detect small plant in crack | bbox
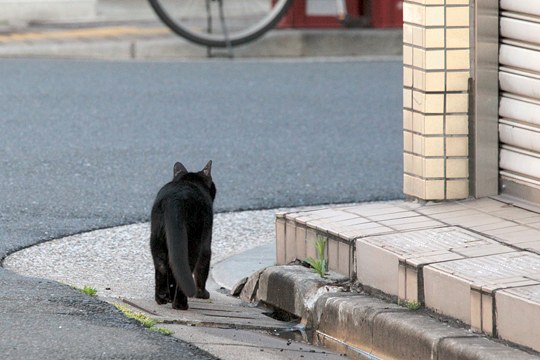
[80,286,98,297]
[305,236,328,278]
[114,304,157,327]
[114,303,173,336]
[149,327,174,336]
[400,299,421,311]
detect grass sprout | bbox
[114,304,173,336]
[80,286,97,297]
[305,236,328,278]
[114,304,157,328]
[400,299,421,311]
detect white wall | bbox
[0,0,96,23]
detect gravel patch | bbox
[4,204,353,299]
[4,206,341,299]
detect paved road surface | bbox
[0,58,402,358]
[0,58,402,256]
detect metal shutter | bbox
[499,1,540,202]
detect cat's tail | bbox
[163,200,196,297]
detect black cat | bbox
[150,161,216,310]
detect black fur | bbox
[150,161,216,310]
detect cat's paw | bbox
[155,294,169,305]
[172,299,189,310]
[195,289,210,299]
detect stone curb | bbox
[241,265,539,360]
[0,29,403,60]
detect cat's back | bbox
[154,178,213,212]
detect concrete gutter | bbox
[0,28,403,60]
[240,265,539,360]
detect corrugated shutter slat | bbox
[499,5,540,201]
[500,1,540,17]
[500,17,540,46]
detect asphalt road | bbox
[0,58,402,358]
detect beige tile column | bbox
[403,0,471,200]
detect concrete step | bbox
[276,198,540,354]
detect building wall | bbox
[0,0,96,23]
[403,0,472,200]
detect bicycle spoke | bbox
[206,0,213,34]
[217,0,233,56]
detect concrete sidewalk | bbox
[0,0,402,59]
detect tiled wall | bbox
[403,0,471,200]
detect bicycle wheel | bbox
[149,0,294,48]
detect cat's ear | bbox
[202,160,212,177]
[173,162,188,178]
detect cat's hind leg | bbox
[154,268,169,305]
[171,286,189,310]
[166,268,177,303]
[152,251,170,305]
[194,239,211,299]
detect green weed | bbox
[114,303,173,336]
[80,286,97,297]
[400,299,421,311]
[114,304,157,328]
[305,236,328,278]
[149,327,174,336]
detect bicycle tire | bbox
[148,0,294,48]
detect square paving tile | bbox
[458,197,507,211]
[356,227,515,302]
[342,203,409,217]
[441,213,501,227]
[424,252,540,336]
[356,226,515,301]
[429,209,484,222]
[415,203,469,215]
[496,285,540,352]
[490,208,540,221]
[494,229,540,245]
